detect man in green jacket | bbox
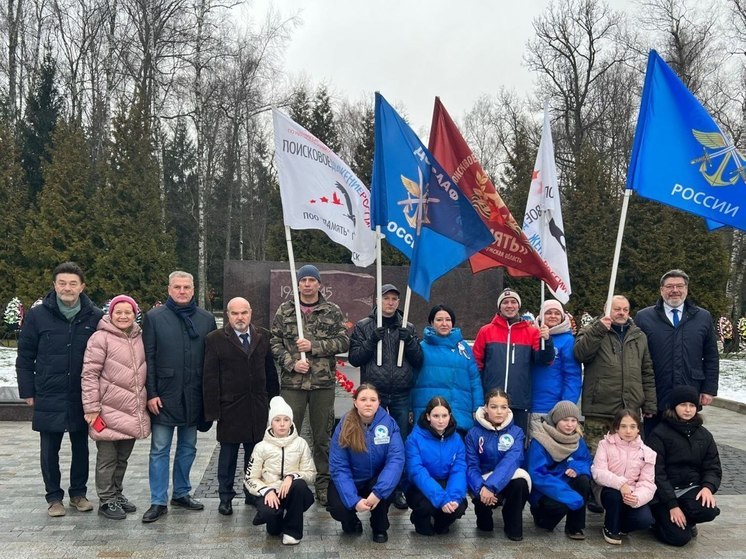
[574,295,656,454]
[270,265,349,507]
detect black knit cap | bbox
[668,385,702,411]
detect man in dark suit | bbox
[203,297,279,515]
[141,271,217,523]
[16,262,103,517]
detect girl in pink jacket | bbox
[591,409,655,545]
[82,295,150,520]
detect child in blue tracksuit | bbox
[328,383,405,544]
[465,388,531,541]
[405,396,467,536]
[527,400,592,540]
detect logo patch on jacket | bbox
[373,425,390,445]
[498,434,515,452]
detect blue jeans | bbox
[148,424,197,505]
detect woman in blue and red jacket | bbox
[473,289,553,433]
[465,389,530,541]
[405,396,467,536]
[328,383,404,544]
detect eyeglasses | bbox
[662,283,687,290]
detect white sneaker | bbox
[282,534,300,545]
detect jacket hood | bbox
[263,423,300,448]
[422,326,466,348]
[416,409,458,438]
[97,315,142,338]
[489,313,531,330]
[475,405,514,432]
[602,431,643,449]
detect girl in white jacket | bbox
[591,409,656,545]
[245,397,316,545]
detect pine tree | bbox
[91,95,176,307]
[0,118,25,305]
[19,120,97,302]
[19,50,62,204]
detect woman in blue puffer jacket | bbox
[405,396,467,536]
[411,305,482,435]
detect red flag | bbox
[428,98,560,289]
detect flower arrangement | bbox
[335,359,355,393]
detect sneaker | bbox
[372,531,388,543]
[393,491,408,510]
[603,527,622,545]
[70,495,93,512]
[282,534,300,545]
[116,496,137,513]
[47,501,65,517]
[565,529,586,540]
[98,501,126,520]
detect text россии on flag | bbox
[428,97,561,295]
[627,49,745,231]
[521,103,571,303]
[371,93,494,300]
[272,108,376,266]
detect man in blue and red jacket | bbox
[473,289,554,433]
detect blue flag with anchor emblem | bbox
[628,50,745,231]
[371,93,494,300]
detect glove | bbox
[372,327,387,341]
[398,327,412,342]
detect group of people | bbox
[15,262,722,547]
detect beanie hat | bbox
[668,385,701,411]
[108,294,139,316]
[268,396,294,425]
[297,264,321,283]
[498,288,522,309]
[381,283,400,296]
[548,400,581,425]
[540,299,565,321]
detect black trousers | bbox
[651,486,720,546]
[406,481,467,534]
[40,430,89,503]
[472,478,529,538]
[531,474,590,533]
[600,487,653,535]
[255,479,314,540]
[217,441,256,501]
[327,477,392,534]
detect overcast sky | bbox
[247,0,561,135]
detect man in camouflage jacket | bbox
[270,265,349,506]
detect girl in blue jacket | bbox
[405,396,467,536]
[411,305,482,434]
[465,389,531,541]
[527,400,592,540]
[328,383,405,544]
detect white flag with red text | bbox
[522,103,572,303]
[273,108,376,267]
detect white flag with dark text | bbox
[273,108,376,267]
[522,103,572,303]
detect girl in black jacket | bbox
[646,385,721,546]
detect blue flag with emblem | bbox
[371,93,494,300]
[627,50,745,231]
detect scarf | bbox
[166,297,200,339]
[532,419,580,462]
[57,297,81,321]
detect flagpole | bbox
[397,287,411,367]
[605,189,632,315]
[375,226,383,366]
[540,281,546,349]
[284,226,306,361]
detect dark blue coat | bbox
[465,408,525,495]
[405,418,467,508]
[635,299,719,409]
[16,291,103,432]
[329,407,405,510]
[143,304,216,427]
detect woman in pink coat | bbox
[591,409,655,545]
[82,295,150,520]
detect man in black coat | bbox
[141,271,217,523]
[635,269,719,436]
[203,297,279,515]
[16,262,103,517]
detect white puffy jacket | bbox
[244,424,316,496]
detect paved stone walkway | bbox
[1,404,745,558]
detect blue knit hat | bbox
[297,265,321,283]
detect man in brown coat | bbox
[203,297,279,515]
